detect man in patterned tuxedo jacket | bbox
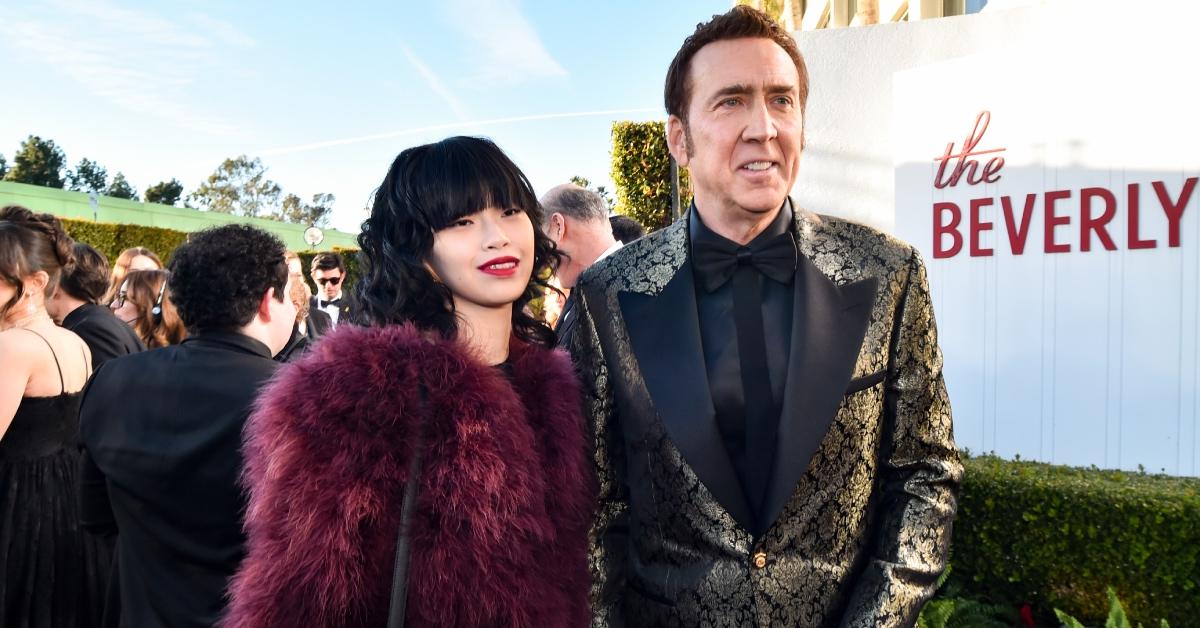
[569,7,962,627]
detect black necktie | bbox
[319,298,342,308]
[693,231,796,523]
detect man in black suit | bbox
[308,251,354,328]
[78,225,296,628]
[574,7,960,626]
[46,242,145,368]
[540,184,623,348]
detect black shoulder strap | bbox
[387,380,428,628]
[20,327,66,394]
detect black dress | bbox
[0,330,110,628]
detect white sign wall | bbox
[892,40,1200,475]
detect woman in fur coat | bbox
[222,137,594,627]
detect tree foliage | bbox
[144,179,184,206]
[4,135,67,188]
[735,0,784,21]
[67,158,109,193]
[276,192,335,227]
[610,121,692,231]
[0,153,8,179]
[189,155,282,218]
[105,172,138,200]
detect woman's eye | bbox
[502,208,521,217]
[452,218,473,228]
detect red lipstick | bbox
[478,256,520,277]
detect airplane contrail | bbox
[258,108,662,156]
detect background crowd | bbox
[0,177,643,627]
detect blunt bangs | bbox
[406,136,541,232]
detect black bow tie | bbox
[692,231,798,293]
[319,298,342,308]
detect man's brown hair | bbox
[664,5,810,123]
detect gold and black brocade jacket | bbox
[569,201,962,627]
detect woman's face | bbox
[426,206,535,313]
[110,279,139,325]
[128,255,160,272]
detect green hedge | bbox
[610,121,691,232]
[62,218,190,265]
[60,217,362,294]
[949,455,1199,626]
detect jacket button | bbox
[752,552,767,569]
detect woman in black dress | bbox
[0,205,110,627]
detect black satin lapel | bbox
[555,293,576,333]
[619,260,755,532]
[760,256,879,533]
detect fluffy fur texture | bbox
[221,324,594,627]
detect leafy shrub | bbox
[1054,587,1170,628]
[62,218,189,264]
[610,121,691,231]
[948,456,1199,626]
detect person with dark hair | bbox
[609,214,646,244]
[308,251,355,328]
[110,269,187,348]
[103,246,162,305]
[78,224,295,628]
[0,205,110,627]
[574,6,960,626]
[223,136,593,627]
[45,242,146,368]
[540,183,622,348]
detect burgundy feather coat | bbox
[221,324,594,627]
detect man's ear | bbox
[666,114,690,167]
[257,287,276,322]
[550,212,567,241]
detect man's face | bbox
[668,37,803,223]
[311,267,343,300]
[266,275,298,356]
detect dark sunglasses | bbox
[316,276,342,286]
[111,291,128,308]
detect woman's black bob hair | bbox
[354,136,561,348]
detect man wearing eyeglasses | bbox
[309,252,355,328]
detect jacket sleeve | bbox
[77,366,117,536]
[840,249,962,628]
[568,287,630,628]
[220,362,408,628]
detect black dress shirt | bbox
[61,303,146,369]
[78,331,278,628]
[690,202,796,528]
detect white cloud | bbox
[0,0,254,136]
[441,0,567,84]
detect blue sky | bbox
[0,0,730,233]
